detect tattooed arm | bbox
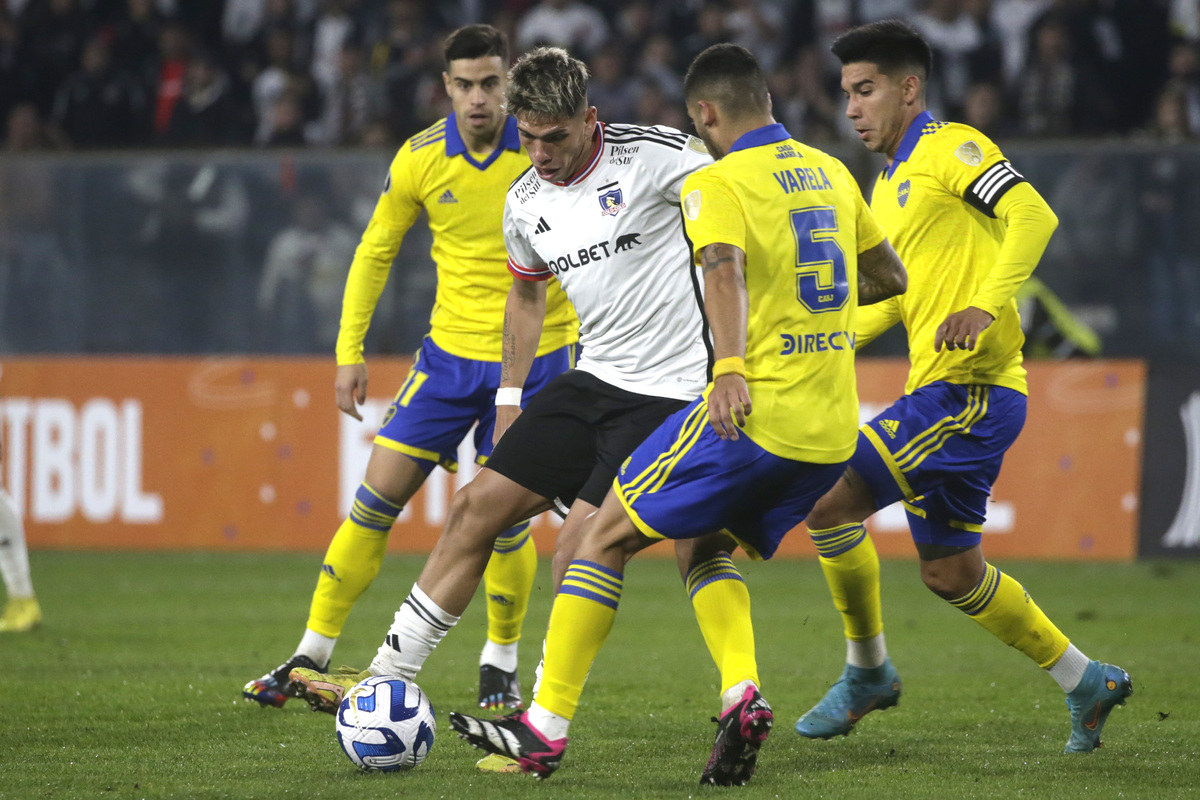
[494,277,547,445]
[700,242,751,441]
[857,238,907,306]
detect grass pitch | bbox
[2,551,1198,799]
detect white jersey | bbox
[505,122,712,401]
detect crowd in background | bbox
[3,0,1200,152]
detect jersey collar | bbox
[886,110,934,179]
[728,122,791,153]
[553,122,605,187]
[444,112,521,171]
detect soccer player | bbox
[242,25,579,713]
[289,47,769,754]
[448,43,907,785]
[793,20,1132,753]
[0,485,40,633]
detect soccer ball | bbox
[335,676,436,772]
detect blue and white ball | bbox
[335,676,436,772]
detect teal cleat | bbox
[794,658,901,739]
[1064,660,1132,753]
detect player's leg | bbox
[0,487,40,633]
[474,343,574,711]
[450,490,652,778]
[676,534,759,711]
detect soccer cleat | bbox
[288,665,371,715]
[700,684,774,786]
[242,654,327,708]
[1064,660,1133,753]
[449,709,567,779]
[0,596,42,633]
[478,664,522,711]
[794,658,901,739]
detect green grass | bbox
[3,552,1198,799]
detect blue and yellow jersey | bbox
[859,111,1054,396]
[681,123,886,464]
[335,114,578,364]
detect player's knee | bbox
[444,482,509,549]
[919,559,972,600]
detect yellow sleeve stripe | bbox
[618,401,709,505]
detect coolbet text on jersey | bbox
[681,123,886,464]
[857,111,1031,395]
[336,113,577,365]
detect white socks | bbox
[0,490,33,598]
[480,639,519,673]
[370,583,460,680]
[1048,643,1090,692]
[295,629,337,668]
[846,633,888,669]
[722,679,756,712]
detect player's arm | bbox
[936,153,1058,352]
[857,238,906,306]
[700,242,751,441]
[493,275,547,444]
[334,149,422,419]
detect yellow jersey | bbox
[682,123,886,464]
[859,111,1038,395]
[336,114,578,364]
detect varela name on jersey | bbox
[336,113,577,366]
[505,123,714,401]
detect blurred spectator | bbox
[1163,41,1200,135]
[109,0,165,80]
[51,34,148,147]
[990,0,1050,86]
[149,22,191,138]
[615,0,655,55]
[223,0,268,50]
[252,28,317,143]
[0,11,36,128]
[378,0,436,140]
[911,0,987,119]
[637,34,683,104]
[772,47,848,145]
[588,46,638,122]
[1173,0,1200,41]
[1016,14,1110,135]
[633,81,686,128]
[256,190,356,351]
[264,89,310,145]
[22,0,92,114]
[961,81,1018,137]
[161,50,253,146]
[4,102,64,150]
[312,43,384,145]
[681,3,729,69]
[725,0,785,72]
[516,0,608,58]
[311,0,357,91]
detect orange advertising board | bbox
[0,357,1143,560]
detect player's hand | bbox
[493,403,521,445]
[934,306,995,352]
[335,363,369,421]
[708,374,751,441]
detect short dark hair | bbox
[443,24,508,67]
[831,19,932,81]
[684,43,770,119]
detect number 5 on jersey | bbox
[791,206,849,313]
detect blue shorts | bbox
[614,398,846,560]
[851,382,1026,548]
[375,337,575,474]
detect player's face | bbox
[516,107,598,183]
[840,61,912,157]
[444,56,506,142]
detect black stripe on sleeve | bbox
[963,160,1026,218]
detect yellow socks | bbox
[810,524,884,646]
[535,560,623,721]
[686,554,758,699]
[949,563,1069,668]
[306,483,399,638]
[482,522,537,660]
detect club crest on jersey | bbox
[955,141,983,166]
[898,180,911,208]
[599,188,626,217]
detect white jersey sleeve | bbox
[503,179,551,281]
